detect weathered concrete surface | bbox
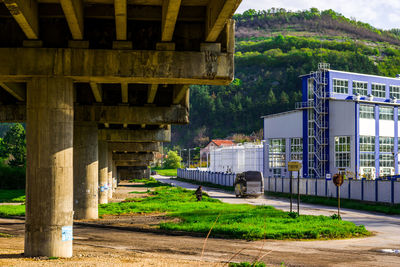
[107,148,113,200]
[0,104,188,124]
[112,153,154,161]
[108,142,160,153]
[98,129,170,142]
[25,77,73,257]
[73,122,98,220]
[115,160,151,167]
[0,48,234,85]
[98,141,109,204]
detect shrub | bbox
[0,162,25,189]
[163,151,182,169]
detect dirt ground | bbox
[0,181,399,266]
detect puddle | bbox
[379,249,400,254]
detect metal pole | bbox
[200,149,202,168]
[290,171,293,212]
[297,170,300,214]
[188,149,191,168]
[338,185,341,218]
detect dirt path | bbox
[0,178,399,266]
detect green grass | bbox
[0,232,13,238]
[152,168,177,177]
[0,204,25,217]
[267,192,400,215]
[229,262,266,267]
[99,184,370,240]
[0,189,25,203]
[127,177,169,188]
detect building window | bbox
[333,79,348,94]
[308,78,314,100]
[380,154,394,167]
[360,136,375,152]
[353,81,368,96]
[389,85,400,99]
[269,139,285,168]
[371,83,386,98]
[334,136,351,168]
[379,137,394,153]
[360,153,375,167]
[379,107,394,120]
[360,105,374,119]
[290,138,303,160]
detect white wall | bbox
[264,111,302,139]
[360,119,375,136]
[380,120,395,137]
[329,100,356,177]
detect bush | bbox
[163,151,182,169]
[0,162,25,189]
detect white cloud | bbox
[236,0,400,30]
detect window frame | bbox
[371,83,386,98]
[334,136,351,168]
[352,80,368,96]
[333,79,349,94]
[360,105,375,119]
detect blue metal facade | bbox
[300,69,400,179]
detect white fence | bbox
[177,169,400,204]
[209,143,263,173]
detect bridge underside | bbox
[0,0,241,258]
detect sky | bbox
[236,0,400,30]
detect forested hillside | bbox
[171,8,400,148]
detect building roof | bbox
[211,140,235,146]
[299,69,400,81]
[261,109,301,119]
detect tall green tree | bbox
[1,123,26,166]
[163,151,182,169]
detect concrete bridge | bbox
[0,0,241,258]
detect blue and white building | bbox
[263,63,400,180]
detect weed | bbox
[331,214,341,220]
[287,211,299,219]
[229,262,266,267]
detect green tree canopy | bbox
[163,151,182,169]
[0,123,26,166]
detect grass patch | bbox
[0,204,25,217]
[267,192,400,215]
[127,177,168,188]
[0,189,25,203]
[99,183,370,240]
[0,232,13,238]
[229,262,266,267]
[152,168,177,177]
[172,177,234,192]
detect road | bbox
[0,177,399,266]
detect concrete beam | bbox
[0,82,26,101]
[161,0,181,42]
[205,0,241,42]
[0,48,234,85]
[114,0,127,40]
[147,84,158,103]
[4,0,39,39]
[60,0,84,40]
[75,104,188,124]
[108,142,160,152]
[98,128,170,142]
[172,84,189,104]
[90,82,102,102]
[115,160,150,167]
[121,83,128,103]
[112,153,154,161]
[0,104,189,124]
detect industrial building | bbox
[209,143,263,173]
[263,63,400,180]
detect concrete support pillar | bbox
[25,77,74,257]
[98,141,108,204]
[112,161,117,191]
[73,122,98,220]
[107,149,113,199]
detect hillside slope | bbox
[171,8,400,148]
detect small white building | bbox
[209,143,263,173]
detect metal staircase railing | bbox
[311,63,330,178]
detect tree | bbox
[163,151,182,169]
[1,123,26,166]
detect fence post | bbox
[375,178,379,202]
[361,178,364,201]
[391,179,395,204]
